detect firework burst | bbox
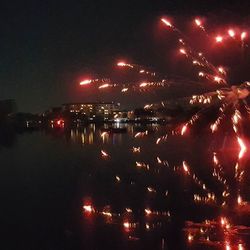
[79,17,250,247]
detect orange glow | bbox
[215,36,223,43]
[228,29,235,37]
[161,18,172,27]
[237,137,247,159]
[80,79,92,85]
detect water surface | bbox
[1,124,250,250]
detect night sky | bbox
[1,0,250,113]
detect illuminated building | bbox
[62,102,120,121]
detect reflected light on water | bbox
[44,124,250,249]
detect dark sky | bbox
[1,0,250,112]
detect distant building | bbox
[62,102,120,121]
[0,99,17,120]
[113,110,129,122]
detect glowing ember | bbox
[238,243,244,250]
[237,195,243,205]
[161,18,172,27]
[101,150,109,157]
[241,31,247,40]
[214,76,223,83]
[157,157,162,164]
[121,88,128,92]
[139,82,149,87]
[117,61,133,68]
[102,211,112,217]
[215,36,223,43]
[123,222,130,229]
[237,137,247,159]
[145,208,152,215]
[156,138,161,144]
[83,205,94,213]
[187,233,193,242]
[228,29,235,37]
[179,48,187,55]
[198,71,204,77]
[182,161,189,173]
[101,132,108,138]
[99,83,110,89]
[125,208,132,213]
[181,124,188,135]
[80,79,92,85]
[195,18,201,26]
[218,67,226,74]
[80,18,250,246]
[132,147,141,153]
[117,61,126,66]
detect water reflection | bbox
[66,123,156,146]
[49,124,250,249]
[1,123,250,249]
[73,124,250,249]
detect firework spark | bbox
[80,17,250,245]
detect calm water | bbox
[1,124,250,250]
